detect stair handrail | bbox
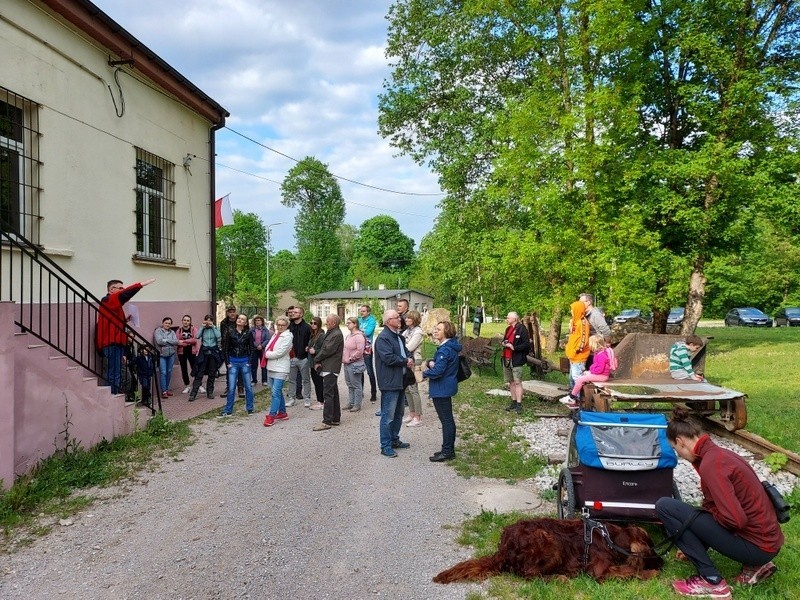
[0,229,161,411]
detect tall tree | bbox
[280,157,346,299]
[352,215,416,272]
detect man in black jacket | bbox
[283,306,312,407]
[374,309,414,457]
[219,305,243,398]
[501,312,531,414]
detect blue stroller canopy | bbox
[575,411,678,471]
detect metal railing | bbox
[0,229,161,412]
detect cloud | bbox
[91,0,444,252]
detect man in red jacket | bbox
[96,278,155,394]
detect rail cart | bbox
[557,410,680,523]
[580,333,748,431]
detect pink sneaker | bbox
[733,561,777,585]
[406,417,422,427]
[275,411,289,421]
[672,575,731,599]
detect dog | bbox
[433,517,663,583]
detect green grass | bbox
[445,324,800,599]
[0,412,193,549]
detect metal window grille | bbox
[135,148,175,262]
[0,87,41,245]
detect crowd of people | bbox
[97,281,787,595]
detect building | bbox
[307,284,434,321]
[1,0,228,487]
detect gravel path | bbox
[1,377,491,600]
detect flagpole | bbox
[266,222,284,323]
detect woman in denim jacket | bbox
[154,317,179,398]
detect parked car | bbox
[667,307,685,325]
[724,307,771,327]
[773,307,800,327]
[613,309,649,323]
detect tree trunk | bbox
[682,257,707,335]
[547,304,564,353]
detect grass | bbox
[0,411,193,551]
[445,323,800,599]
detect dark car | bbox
[773,307,800,327]
[667,307,685,325]
[613,309,649,323]
[724,307,770,327]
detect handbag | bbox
[456,355,472,382]
[403,368,417,388]
[762,481,791,523]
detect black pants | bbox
[191,354,218,398]
[322,373,340,425]
[178,348,196,386]
[310,366,324,403]
[655,497,778,581]
[361,352,377,400]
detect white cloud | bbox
[91,0,443,251]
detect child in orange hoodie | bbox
[561,300,591,398]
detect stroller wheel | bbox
[557,468,576,519]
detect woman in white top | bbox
[262,316,294,427]
[402,311,425,426]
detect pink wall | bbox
[0,299,214,490]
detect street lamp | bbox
[266,222,284,324]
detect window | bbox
[0,87,40,243]
[135,148,175,261]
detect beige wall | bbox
[1,1,214,302]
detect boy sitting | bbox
[669,335,704,381]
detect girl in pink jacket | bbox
[560,335,614,409]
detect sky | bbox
[91,0,444,252]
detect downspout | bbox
[209,121,225,316]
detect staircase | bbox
[0,230,161,489]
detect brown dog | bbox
[433,517,663,583]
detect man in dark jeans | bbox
[219,305,244,398]
[285,306,312,407]
[358,304,378,403]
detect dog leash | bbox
[580,509,701,562]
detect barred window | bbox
[0,87,40,244]
[135,148,175,261]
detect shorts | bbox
[503,361,523,383]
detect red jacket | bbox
[95,282,144,350]
[693,434,784,553]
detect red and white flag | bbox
[214,194,233,228]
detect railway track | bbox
[700,416,800,477]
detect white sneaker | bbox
[558,395,574,405]
[182,386,191,394]
[406,417,422,427]
[199,386,206,394]
[304,401,311,408]
[285,398,296,407]
[402,415,413,423]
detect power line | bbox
[213,161,436,218]
[224,126,445,197]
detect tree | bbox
[352,215,415,272]
[280,157,346,298]
[215,210,267,305]
[381,0,800,337]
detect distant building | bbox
[308,284,433,321]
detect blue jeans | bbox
[432,397,456,455]
[568,361,585,390]
[379,388,406,452]
[268,374,286,416]
[224,358,254,413]
[160,353,176,393]
[102,344,123,394]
